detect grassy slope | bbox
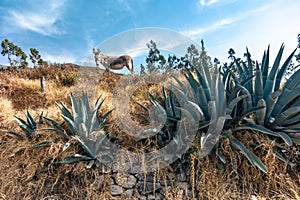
[0,66,299,199]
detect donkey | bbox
[93,48,134,76]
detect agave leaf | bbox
[255,62,264,104]
[261,46,270,88]
[272,149,288,163]
[274,48,297,91]
[194,67,211,101]
[135,101,149,112]
[233,124,277,136]
[281,112,300,126]
[70,93,80,125]
[226,94,248,115]
[31,141,50,149]
[208,101,217,123]
[72,136,95,158]
[80,99,88,125]
[25,111,36,129]
[255,99,266,125]
[240,106,265,122]
[272,106,300,126]
[79,123,88,138]
[1,130,25,140]
[38,111,44,124]
[170,85,190,110]
[217,150,226,164]
[236,85,252,110]
[99,109,113,128]
[263,44,284,99]
[172,75,189,95]
[231,138,268,173]
[271,87,300,118]
[134,113,151,123]
[43,116,67,138]
[170,91,180,119]
[265,91,281,122]
[284,123,300,130]
[281,69,300,92]
[276,132,293,146]
[94,94,103,111]
[83,92,91,115]
[56,102,73,121]
[185,100,205,122]
[230,138,254,166]
[95,132,109,154]
[14,116,34,137]
[55,154,92,164]
[62,115,78,135]
[234,124,292,146]
[245,48,253,95]
[185,69,205,108]
[235,59,246,81]
[9,147,26,157]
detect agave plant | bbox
[221,45,300,166]
[136,63,270,172]
[46,92,114,167]
[1,111,43,140]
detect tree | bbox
[185,44,199,68]
[140,64,146,75]
[30,48,45,68]
[145,40,166,73]
[228,48,236,60]
[185,40,212,72]
[1,39,28,68]
[199,40,213,71]
[1,39,15,66]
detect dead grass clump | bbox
[188,131,300,199]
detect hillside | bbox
[0,65,299,200]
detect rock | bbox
[116,174,137,189]
[124,189,134,196]
[111,185,123,196]
[147,195,156,200]
[137,181,161,195]
[176,173,187,182]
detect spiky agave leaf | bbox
[263,44,285,99]
[0,130,25,140]
[231,137,268,173]
[233,124,293,146]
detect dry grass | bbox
[0,66,299,199]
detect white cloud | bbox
[200,0,218,6]
[182,3,273,40]
[182,18,235,38]
[2,0,66,36]
[43,53,76,64]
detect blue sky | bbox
[0,0,299,70]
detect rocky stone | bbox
[124,189,134,196]
[176,181,189,190]
[137,181,161,195]
[116,174,137,189]
[176,173,187,182]
[139,196,147,200]
[110,184,123,196]
[147,194,156,200]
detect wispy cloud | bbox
[2,0,67,36]
[182,18,234,38]
[182,3,273,39]
[43,53,75,64]
[200,0,218,7]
